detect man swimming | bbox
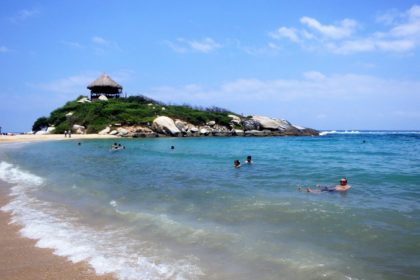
[304,177,352,193]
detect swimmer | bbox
[303,177,352,193]
[234,160,241,168]
[171,145,175,150]
[245,155,252,164]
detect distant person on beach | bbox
[245,155,252,164]
[234,160,241,168]
[64,130,67,138]
[303,177,352,193]
[68,130,72,138]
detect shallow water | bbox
[1,132,419,280]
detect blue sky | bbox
[1,0,420,131]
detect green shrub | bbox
[32,95,238,133]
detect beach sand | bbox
[0,134,118,144]
[0,134,119,280]
[0,185,116,280]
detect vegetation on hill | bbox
[33,95,237,133]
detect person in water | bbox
[234,160,241,168]
[245,155,252,164]
[305,177,351,193]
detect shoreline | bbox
[0,183,116,280]
[0,134,118,144]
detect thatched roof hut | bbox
[87,74,122,100]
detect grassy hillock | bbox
[33,95,237,133]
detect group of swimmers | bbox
[233,155,253,168]
[234,155,351,193]
[111,142,126,151]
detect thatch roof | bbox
[87,74,122,90]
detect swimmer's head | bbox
[340,177,348,185]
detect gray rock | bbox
[72,124,85,134]
[109,130,118,135]
[233,129,244,136]
[242,119,261,131]
[199,128,209,135]
[207,120,216,126]
[117,128,128,136]
[251,116,292,131]
[152,116,181,136]
[228,114,242,125]
[98,94,108,101]
[98,126,111,135]
[77,97,91,103]
[175,119,189,132]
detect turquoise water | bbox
[0,132,419,280]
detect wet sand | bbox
[0,134,118,144]
[0,185,116,280]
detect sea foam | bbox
[0,161,203,280]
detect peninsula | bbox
[32,74,319,138]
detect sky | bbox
[1,0,420,132]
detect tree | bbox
[32,117,49,132]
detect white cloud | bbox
[166,37,222,53]
[269,27,301,42]
[300,17,358,39]
[33,74,95,94]
[61,41,84,49]
[92,36,109,45]
[9,8,39,22]
[145,73,420,129]
[303,71,326,80]
[0,46,10,53]
[271,5,420,54]
[90,36,120,54]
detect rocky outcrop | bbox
[242,119,261,131]
[152,116,181,136]
[72,124,86,134]
[98,126,111,135]
[98,94,108,101]
[251,116,292,131]
[94,115,318,138]
[77,97,91,103]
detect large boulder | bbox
[207,120,216,126]
[46,126,56,133]
[117,128,129,136]
[228,114,242,125]
[233,129,244,136]
[251,116,292,131]
[77,97,91,103]
[242,119,261,131]
[152,116,181,136]
[98,126,111,135]
[98,94,108,101]
[72,124,86,134]
[175,119,189,132]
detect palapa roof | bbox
[87,74,122,90]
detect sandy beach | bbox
[0,136,118,279]
[0,134,118,144]
[0,185,116,280]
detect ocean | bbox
[0,131,419,280]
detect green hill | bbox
[32,95,236,134]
